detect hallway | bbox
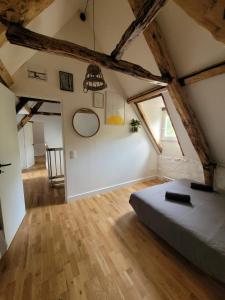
[22,156,65,209]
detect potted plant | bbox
[130,118,141,132]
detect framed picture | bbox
[93,92,104,109]
[105,91,125,125]
[59,71,74,92]
[27,65,47,81]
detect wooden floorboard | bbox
[22,156,65,209]
[0,179,224,299]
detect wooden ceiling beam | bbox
[17,101,42,131]
[3,22,169,86]
[16,98,29,113]
[19,96,60,104]
[174,0,225,45]
[34,111,61,116]
[127,86,167,103]
[128,0,215,185]
[0,0,54,47]
[0,59,13,87]
[179,61,225,86]
[111,0,167,60]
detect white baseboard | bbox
[67,173,158,202]
[157,175,174,181]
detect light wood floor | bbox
[0,179,225,300]
[22,156,65,209]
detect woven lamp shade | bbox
[83,64,107,92]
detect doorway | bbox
[17,98,65,209]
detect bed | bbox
[129,179,225,283]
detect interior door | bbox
[0,83,26,247]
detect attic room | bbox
[0,0,225,299]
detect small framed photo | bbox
[93,92,104,109]
[27,65,47,81]
[59,71,74,92]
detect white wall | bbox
[44,117,63,148]
[12,14,158,200]
[18,122,35,169]
[33,121,45,156]
[32,115,63,149]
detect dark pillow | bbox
[190,182,214,192]
[165,191,191,203]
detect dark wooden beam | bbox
[19,96,60,104]
[0,59,13,87]
[33,111,61,116]
[17,101,42,131]
[16,98,29,113]
[111,0,166,60]
[4,22,170,86]
[128,0,215,185]
[0,0,54,46]
[179,61,225,86]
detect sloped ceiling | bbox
[157,1,225,77]
[2,0,225,166]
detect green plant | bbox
[130,119,141,132]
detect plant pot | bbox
[131,126,138,132]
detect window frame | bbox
[135,92,184,155]
[160,107,177,142]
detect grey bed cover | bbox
[129,179,225,283]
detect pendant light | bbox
[83,0,107,93]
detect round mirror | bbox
[72,108,100,137]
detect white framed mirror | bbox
[72,108,100,137]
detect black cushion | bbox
[190,182,214,192]
[165,191,191,203]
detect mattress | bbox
[129,179,225,283]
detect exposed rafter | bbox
[19,96,60,104]
[174,0,225,45]
[0,0,54,46]
[128,0,215,185]
[111,0,166,60]
[34,111,61,116]
[17,101,42,131]
[16,98,29,113]
[0,59,13,87]
[179,61,225,86]
[3,22,169,86]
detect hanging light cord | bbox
[93,0,95,51]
